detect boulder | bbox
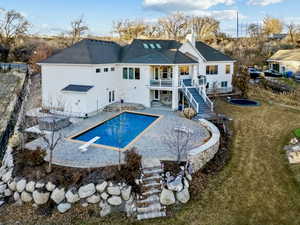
[96,181,108,193]
[2,169,12,183]
[99,201,111,217]
[51,187,65,204]
[33,190,50,205]
[121,186,132,201]
[167,176,183,192]
[4,188,12,197]
[0,200,5,207]
[46,182,56,192]
[107,196,122,206]
[0,166,6,178]
[21,191,33,203]
[186,173,192,182]
[160,188,175,205]
[16,179,27,193]
[176,187,190,203]
[107,186,121,196]
[35,182,45,188]
[78,183,95,198]
[66,189,80,203]
[8,180,16,191]
[86,194,100,204]
[26,181,35,192]
[13,192,20,202]
[100,192,109,200]
[57,203,71,213]
[183,178,189,188]
[0,184,7,193]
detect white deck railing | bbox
[181,81,199,113]
[150,79,173,87]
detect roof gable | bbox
[195,41,233,62]
[268,49,300,61]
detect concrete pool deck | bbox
[25,109,211,168]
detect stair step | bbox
[144,182,161,188]
[142,189,161,196]
[137,194,160,204]
[137,203,163,214]
[137,211,166,220]
[143,168,163,175]
[142,174,161,182]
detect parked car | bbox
[248,67,262,79]
[263,69,282,77]
[295,72,300,82]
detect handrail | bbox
[181,81,199,113]
[150,79,172,87]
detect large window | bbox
[104,68,109,72]
[123,68,128,79]
[226,65,231,74]
[96,68,101,73]
[135,68,140,80]
[221,81,228,88]
[180,66,189,75]
[206,65,218,75]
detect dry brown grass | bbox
[1,88,300,225]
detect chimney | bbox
[186,26,196,47]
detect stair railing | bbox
[181,81,199,113]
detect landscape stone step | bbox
[142,174,161,182]
[137,203,163,214]
[143,168,163,175]
[143,182,161,188]
[137,211,166,220]
[142,189,161,196]
[137,194,160,204]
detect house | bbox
[39,33,234,117]
[267,49,300,74]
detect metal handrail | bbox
[181,81,199,113]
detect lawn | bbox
[2,88,300,225]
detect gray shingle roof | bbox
[61,84,94,92]
[195,41,233,62]
[41,38,232,65]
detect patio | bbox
[25,109,211,168]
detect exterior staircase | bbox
[136,159,166,220]
[181,79,215,118]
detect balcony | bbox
[150,79,173,88]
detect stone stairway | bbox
[136,159,166,220]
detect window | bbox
[156,43,162,49]
[162,67,168,79]
[221,81,228,88]
[149,43,155,49]
[129,68,134,79]
[226,65,231,74]
[96,68,101,73]
[111,67,115,72]
[143,43,149,49]
[180,66,189,75]
[135,68,140,80]
[104,68,109,72]
[123,68,128,79]
[206,65,218,75]
[112,90,115,101]
[109,91,112,103]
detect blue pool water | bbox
[73,112,159,148]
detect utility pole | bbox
[237,11,239,39]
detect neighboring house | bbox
[39,33,235,117]
[267,49,300,74]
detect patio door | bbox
[154,68,160,80]
[154,90,160,100]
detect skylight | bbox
[143,43,149,49]
[149,43,155,49]
[156,43,162,49]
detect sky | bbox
[1,0,300,36]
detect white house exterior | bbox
[39,35,235,117]
[267,49,300,74]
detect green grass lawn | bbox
[294,128,300,138]
[2,92,300,225]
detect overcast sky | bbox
[2,0,299,36]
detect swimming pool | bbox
[71,112,159,149]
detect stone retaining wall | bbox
[187,119,220,173]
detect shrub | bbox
[294,128,300,138]
[17,146,46,167]
[183,108,196,119]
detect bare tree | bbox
[191,16,220,42]
[286,23,299,44]
[113,19,147,41]
[247,23,261,38]
[0,9,30,60]
[158,12,189,41]
[69,15,89,45]
[162,126,193,163]
[263,16,283,36]
[41,119,63,173]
